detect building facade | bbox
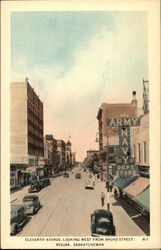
[97,92,138,168]
[10,79,44,187]
[86,150,99,162]
[71,152,76,166]
[65,141,72,169]
[130,113,149,177]
[57,140,66,171]
[44,135,58,176]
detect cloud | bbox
[11,15,148,160]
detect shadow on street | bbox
[112,196,150,236]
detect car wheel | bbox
[14,224,18,235]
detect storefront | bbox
[10,172,17,188]
[112,175,139,197]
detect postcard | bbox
[1,0,160,249]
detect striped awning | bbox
[123,177,149,197]
[112,175,139,190]
[135,187,150,212]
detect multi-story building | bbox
[44,134,58,176]
[86,150,99,162]
[57,140,66,171]
[10,78,44,187]
[71,152,76,166]
[65,141,72,169]
[130,113,149,177]
[96,92,138,168]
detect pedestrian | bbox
[101,192,105,207]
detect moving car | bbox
[91,209,115,236]
[28,180,41,193]
[23,195,41,215]
[10,205,27,235]
[85,180,95,189]
[63,172,69,178]
[75,173,81,179]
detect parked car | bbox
[85,180,95,189]
[23,195,41,215]
[63,172,69,178]
[10,205,27,235]
[28,180,41,193]
[43,178,51,186]
[91,209,115,236]
[38,179,46,189]
[75,173,81,179]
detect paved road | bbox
[11,167,148,237]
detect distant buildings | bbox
[57,139,66,172]
[10,79,44,187]
[65,141,72,169]
[86,150,99,162]
[44,135,58,176]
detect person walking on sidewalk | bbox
[101,192,105,207]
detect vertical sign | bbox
[119,127,130,164]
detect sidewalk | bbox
[95,180,148,236]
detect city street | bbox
[11,166,149,237]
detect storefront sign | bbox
[116,164,138,177]
[119,127,130,164]
[107,118,140,127]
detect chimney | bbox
[131,91,138,117]
[132,91,136,100]
[25,77,28,83]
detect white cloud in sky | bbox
[11,17,148,161]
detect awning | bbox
[123,177,149,197]
[134,187,150,212]
[112,175,139,190]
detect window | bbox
[138,143,141,163]
[133,145,136,159]
[144,141,146,163]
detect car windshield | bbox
[24,200,33,205]
[11,210,17,216]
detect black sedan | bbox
[91,209,116,236]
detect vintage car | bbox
[38,179,46,189]
[42,178,51,186]
[10,205,27,235]
[85,180,95,189]
[23,195,41,215]
[91,209,116,236]
[63,172,69,178]
[75,173,81,179]
[28,180,41,193]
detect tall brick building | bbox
[10,79,44,187]
[97,92,138,168]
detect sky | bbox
[11,11,148,161]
